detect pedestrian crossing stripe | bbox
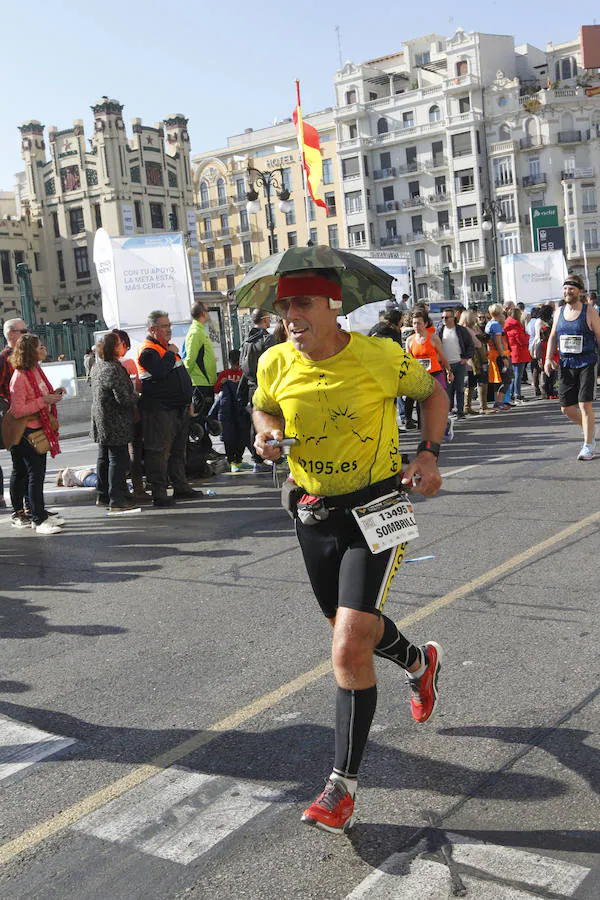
[0,714,77,784]
[72,766,285,864]
[345,834,591,899]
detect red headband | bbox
[276,273,342,302]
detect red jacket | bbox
[503,316,531,364]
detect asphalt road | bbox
[1,395,599,900]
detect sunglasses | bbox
[12,328,29,334]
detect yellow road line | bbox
[2,509,600,866]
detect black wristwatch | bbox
[416,440,441,459]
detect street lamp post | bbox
[246,166,292,255]
[481,199,506,303]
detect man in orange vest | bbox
[137,310,202,507]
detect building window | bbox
[285,200,296,225]
[345,89,357,104]
[458,96,471,114]
[169,205,179,231]
[0,250,12,284]
[57,249,65,282]
[200,181,209,207]
[458,204,478,227]
[584,225,599,249]
[220,213,229,233]
[239,209,249,232]
[499,195,516,223]
[288,231,298,248]
[145,162,163,187]
[385,220,397,238]
[210,278,218,291]
[150,203,164,229]
[217,178,227,204]
[493,156,513,187]
[582,184,597,213]
[555,57,577,80]
[437,210,450,230]
[93,204,102,229]
[168,170,178,188]
[281,168,292,192]
[342,156,359,178]
[34,252,41,271]
[206,247,215,266]
[236,178,246,202]
[567,184,575,215]
[417,283,429,300]
[325,192,337,216]
[323,158,333,184]
[69,207,85,235]
[408,180,420,199]
[307,197,316,220]
[203,218,212,237]
[499,231,519,255]
[345,191,363,215]
[226,274,235,291]
[377,117,388,135]
[456,60,469,77]
[52,212,60,238]
[435,175,447,195]
[242,240,252,263]
[268,233,279,254]
[74,246,90,279]
[134,201,143,228]
[415,248,426,269]
[441,244,453,264]
[415,51,431,66]
[131,166,141,183]
[310,227,318,245]
[403,111,415,128]
[460,239,479,262]
[223,244,232,265]
[348,123,358,140]
[429,105,441,123]
[328,224,339,248]
[452,132,471,157]
[347,224,366,248]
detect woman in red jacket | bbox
[9,334,64,533]
[503,307,531,404]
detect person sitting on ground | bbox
[57,466,97,488]
[91,333,139,514]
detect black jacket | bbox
[368,323,404,345]
[435,322,475,360]
[139,336,193,410]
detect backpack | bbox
[240,331,270,381]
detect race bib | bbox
[559,334,583,354]
[352,491,419,554]
[418,357,432,370]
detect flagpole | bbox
[583,241,590,292]
[295,79,313,245]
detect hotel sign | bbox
[264,154,295,168]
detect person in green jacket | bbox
[184,301,217,409]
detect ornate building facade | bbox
[2,98,195,324]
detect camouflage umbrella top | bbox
[233,245,395,314]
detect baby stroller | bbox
[186,388,225,478]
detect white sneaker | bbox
[32,513,65,528]
[577,443,595,461]
[34,519,63,535]
[443,418,454,442]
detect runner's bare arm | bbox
[402,380,448,497]
[544,310,560,374]
[586,304,600,349]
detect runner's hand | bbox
[255,428,284,461]
[402,452,442,498]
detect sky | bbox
[1,1,598,191]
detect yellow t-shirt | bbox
[253,332,435,496]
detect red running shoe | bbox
[409,641,443,723]
[301,779,355,834]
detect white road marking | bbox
[0,715,76,783]
[72,766,284,865]
[345,836,590,899]
[443,454,512,478]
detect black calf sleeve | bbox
[333,685,377,779]
[374,614,421,671]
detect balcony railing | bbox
[558,130,582,143]
[346,202,364,215]
[405,231,426,243]
[373,167,397,180]
[376,200,400,213]
[216,228,232,238]
[397,162,419,175]
[427,192,449,204]
[380,235,403,247]
[347,237,368,249]
[238,256,254,266]
[402,196,425,209]
[495,177,514,188]
[520,136,544,150]
[523,173,547,187]
[458,216,478,228]
[582,205,598,214]
[429,226,454,240]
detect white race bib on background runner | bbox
[352,491,419,554]
[559,334,583,354]
[418,358,432,370]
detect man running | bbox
[252,267,449,834]
[545,274,600,460]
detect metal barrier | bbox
[1,321,101,376]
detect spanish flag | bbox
[293,80,329,215]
